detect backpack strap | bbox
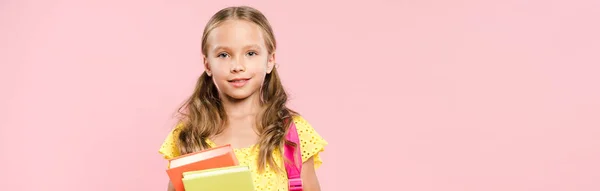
[284,121,303,191]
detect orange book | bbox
[166,144,239,191]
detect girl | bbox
[158,6,327,191]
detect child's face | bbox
[204,19,275,101]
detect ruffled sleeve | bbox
[292,115,328,169]
[158,123,184,160]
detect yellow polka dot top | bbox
[158,115,328,191]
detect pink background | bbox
[1,0,599,190]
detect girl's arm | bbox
[301,156,322,191]
[166,181,175,191]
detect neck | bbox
[221,92,262,119]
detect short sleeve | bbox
[158,123,183,160]
[292,115,328,169]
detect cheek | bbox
[248,59,269,73]
[207,61,228,76]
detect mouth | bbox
[228,78,250,87]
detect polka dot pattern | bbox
[158,115,328,191]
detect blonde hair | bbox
[176,6,297,174]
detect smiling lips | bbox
[228,78,250,88]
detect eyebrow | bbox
[212,44,262,52]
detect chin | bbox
[224,90,257,100]
[227,93,252,100]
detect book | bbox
[166,144,239,191]
[182,165,255,191]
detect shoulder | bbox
[165,122,186,143]
[291,115,310,127]
[291,115,323,139]
[170,122,185,136]
[291,115,319,138]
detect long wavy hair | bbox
[175,6,297,174]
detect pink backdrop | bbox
[1,0,599,190]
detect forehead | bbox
[206,19,266,50]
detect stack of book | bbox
[166,144,255,191]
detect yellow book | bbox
[182,165,255,191]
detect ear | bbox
[266,52,276,74]
[203,55,212,76]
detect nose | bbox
[230,57,245,73]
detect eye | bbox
[247,51,258,56]
[217,52,229,58]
